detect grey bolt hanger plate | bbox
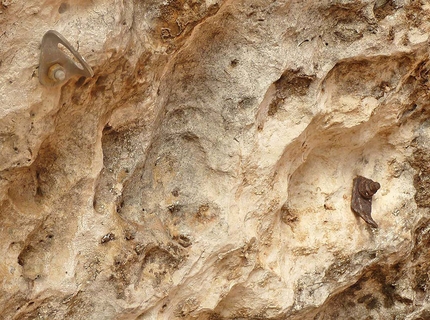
[39,30,94,87]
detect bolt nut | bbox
[48,64,66,82]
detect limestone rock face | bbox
[1,0,430,319]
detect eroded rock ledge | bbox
[1,0,430,319]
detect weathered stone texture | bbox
[1,0,430,319]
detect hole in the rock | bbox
[172,188,179,197]
[103,124,113,133]
[36,186,43,197]
[116,200,124,213]
[75,76,86,87]
[95,75,107,85]
[58,2,69,14]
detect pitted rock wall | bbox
[1,0,430,319]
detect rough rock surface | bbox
[1,0,430,319]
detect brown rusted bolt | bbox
[358,179,380,199]
[351,176,380,228]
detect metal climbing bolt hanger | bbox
[38,30,94,87]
